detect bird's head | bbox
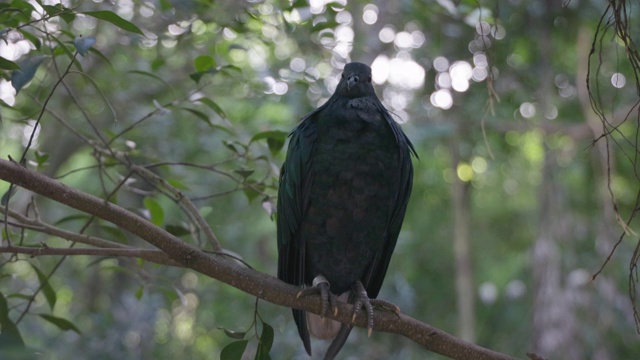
[334,62,376,98]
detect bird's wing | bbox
[277,105,325,355]
[363,107,416,298]
[277,105,325,283]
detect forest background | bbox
[1,0,639,359]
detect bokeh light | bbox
[457,162,473,182]
[371,55,390,84]
[611,73,626,88]
[290,58,306,72]
[431,89,453,109]
[450,61,472,92]
[362,4,378,25]
[378,26,395,43]
[433,56,449,72]
[519,102,536,118]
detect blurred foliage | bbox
[1,0,640,359]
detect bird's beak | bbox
[346,74,359,90]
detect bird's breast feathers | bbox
[328,97,386,129]
[345,97,374,110]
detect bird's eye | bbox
[341,73,345,79]
[367,75,372,83]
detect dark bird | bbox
[277,62,415,359]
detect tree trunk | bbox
[451,140,475,343]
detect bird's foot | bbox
[297,275,339,317]
[351,281,401,337]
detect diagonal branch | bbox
[0,158,520,360]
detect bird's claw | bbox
[369,298,401,317]
[351,281,401,337]
[296,275,338,318]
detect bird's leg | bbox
[350,281,401,337]
[296,275,339,317]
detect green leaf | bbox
[6,293,32,301]
[0,2,34,26]
[243,181,265,202]
[143,197,165,226]
[194,55,216,72]
[1,185,18,206]
[250,130,289,156]
[255,322,274,360]
[34,150,49,168]
[195,97,227,119]
[30,264,56,311]
[189,68,216,83]
[218,326,247,340]
[128,70,174,94]
[218,64,243,76]
[17,29,42,51]
[54,214,91,225]
[38,314,81,334]
[165,224,190,237]
[59,10,76,24]
[0,56,19,70]
[199,206,213,218]
[223,140,248,155]
[81,11,144,36]
[73,35,96,56]
[249,130,289,144]
[0,291,9,318]
[11,55,46,93]
[267,138,285,156]
[98,224,128,243]
[48,32,76,65]
[290,0,307,8]
[167,179,190,190]
[314,20,339,32]
[41,4,75,23]
[0,292,25,351]
[135,286,144,300]
[87,46,113,68]
[220,340,248,360]
[0,98,15,111]
[180,107,213,127]
[234,168,254,180]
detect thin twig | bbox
[0,245,180,264]
[0,206,129,249]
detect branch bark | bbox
[0,158,520,360]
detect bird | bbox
[276,62,415,359]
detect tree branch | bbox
[0,158,520,360]
[0,205,128,249]
[0,245,179,262]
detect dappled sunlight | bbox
[372,54,425,90]
[0,34,33,61]
[0,80,16,106]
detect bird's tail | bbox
[324,324,353,360]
